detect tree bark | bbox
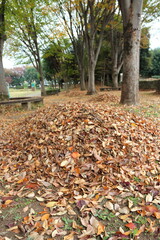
[87,59,96,94]
[0,0,9,100]
[112,70,118,88]
[118,0,143,105]
[80,66,86,90]
[38,62,46,96]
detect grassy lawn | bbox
[9,88,41,98]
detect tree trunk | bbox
[112,50,119,88]
[38,62,46,96]
[118,0,143,105]
[87,60,96,95]
[0,40,8,100]
[112,70,119,88]
[80,66,86,90]
[0,0,9,100]
[120,34,140,104]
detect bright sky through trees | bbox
[149,19,160,49]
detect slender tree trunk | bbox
[87,59,96,95]
[0,0,9,100]
[0,40,8,100]
[38,62,46,96]
[79,65,86,90]
[112,70,119,88]
[112,50,119,88]
[118,0,143,105]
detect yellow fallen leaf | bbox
[119,214,131,220]
[41,213,50,221]
[154,211,160,219]
[7,226,18,232]
[5,200,13,205]
[97,223,105,235]
[64,232,75,240]
[46,201,57,208]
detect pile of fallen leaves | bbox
[88,93,119,103]
[0,102,159,240]
[65,91,84,97]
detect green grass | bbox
[9,88,41,98]
[125,104,160,119]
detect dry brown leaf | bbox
[105,201,114,210]
[46,201,57,208]
[64,232,75,240]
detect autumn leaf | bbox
[64,232,75,240]
[71,152,80,159]
[125,222,136,230]
[154,211,160,219]
[26,192,35,198]
[46,201,57,208]
[0,90,159,239]
[26,183,39,189]
[135,225,145,236]
[5,199,13,205]
[41,214,50,221]
[144,205,159,213]
[97,222,105,235]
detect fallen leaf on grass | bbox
[72,220,83,230]
[5,199,13,205]
[125,222,136,230]
[90,216,99,229]
[119,214,131,221]
[97,222,105,235]
[135,224,145,236]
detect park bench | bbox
[100,87,121,91]
[0,97,43,110]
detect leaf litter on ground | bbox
[0,100,159,240]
